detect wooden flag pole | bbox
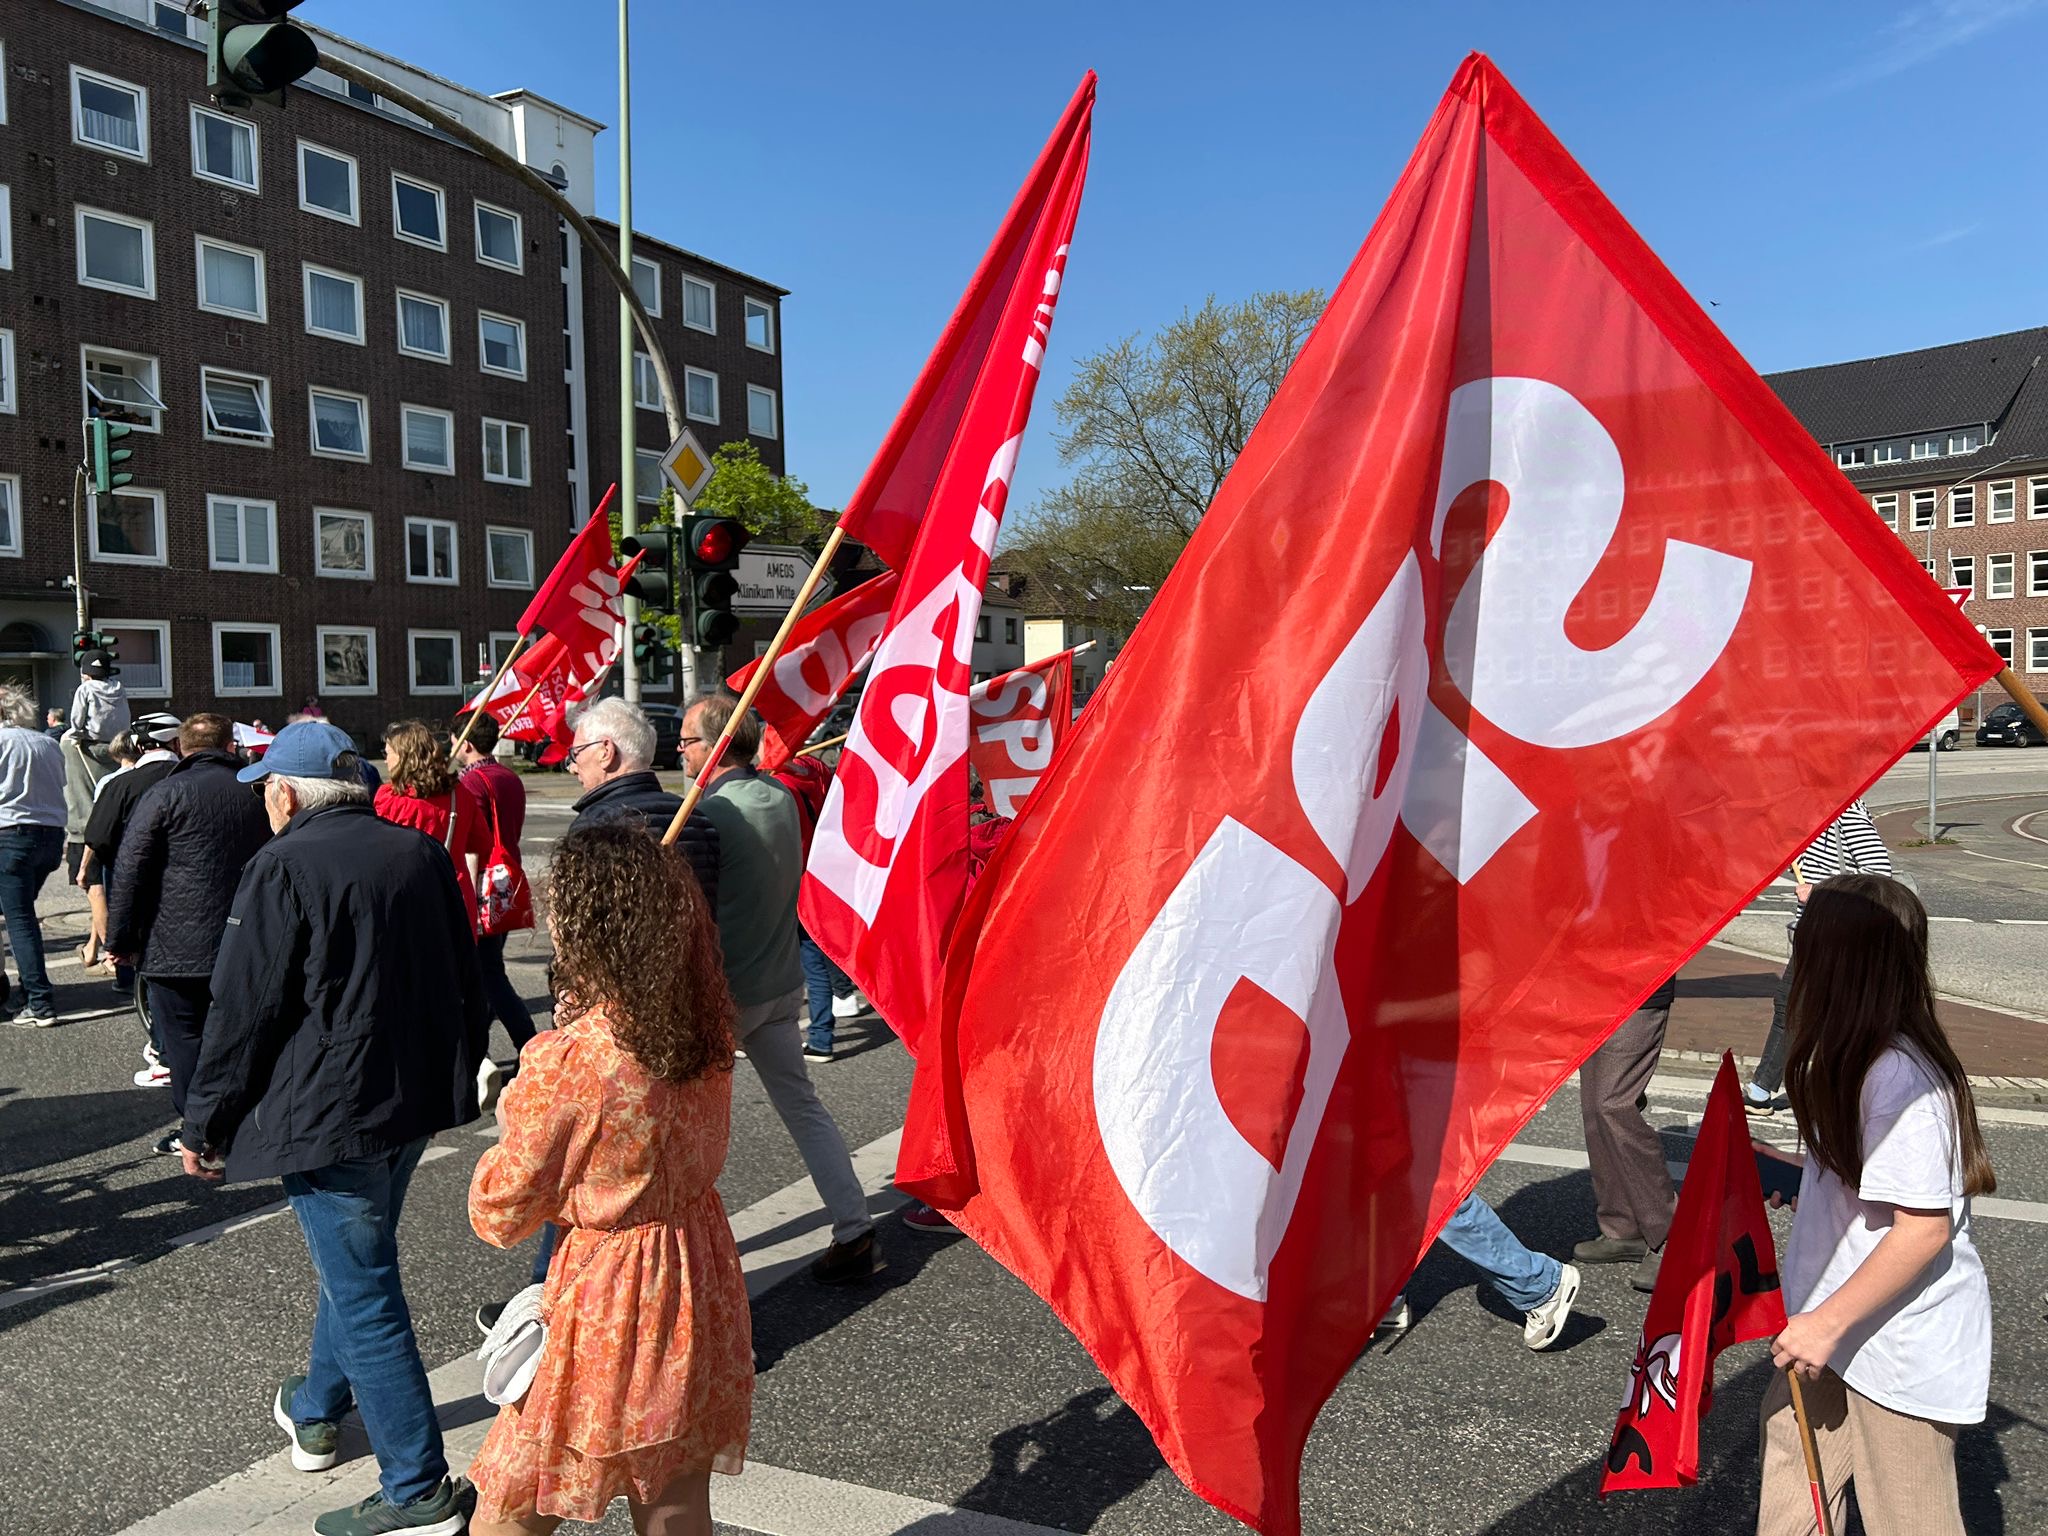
[789,637,1098,762]
[661,525,846,846]
[451,630,531,757]
[1992,667,2048,740]
[797,732,848,759]
[1785,1372,1834,1536]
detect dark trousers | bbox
[1580,999,1678,1249]
[149,976,213,1119]
[798,925,851,1053]
[0,825,64,1015]
[1752,934,1797,1093]
[476,934,537,1055]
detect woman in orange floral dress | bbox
[468,822,752,1536]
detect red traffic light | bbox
[694,524,734,564]
[683,515,750,572]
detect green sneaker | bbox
[272,1375,338,1472]
[312,1477,474,1536]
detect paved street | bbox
[3,767,2045,1535]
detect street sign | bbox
[659,428,716,506]
[734,543,812,614]
[1943,585,1971,610]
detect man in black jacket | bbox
[106,713,270,1148]
[564,696,718,904]
[180,720,484,1536]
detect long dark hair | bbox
[1785,874,1994,1196]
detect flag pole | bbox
[789,641,1096,762]
[1784,1372,1834,1536]
[796,732,847,759]
[452,631,532,757]
[660,525,845,846]
[1991,667,2048,739]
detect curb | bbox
[1656,1046,2048,1100]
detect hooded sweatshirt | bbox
[69,675,131,744]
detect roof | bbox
[489,88,608,134]
[988,561,1118,621]
[590,219,790,298]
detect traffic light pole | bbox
[70,464,88,631]
[616,0,640,704]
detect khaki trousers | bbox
[1580,1000,1677,1247]
[1757,1368,1964,1536]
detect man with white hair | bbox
[0,683,67,1025]
[564,695,718,901]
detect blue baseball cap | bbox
[237,720,359,783]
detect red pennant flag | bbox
[895,54,1993,1536]
[801,74,1093,1054]
[967,649,1076,819]
[726,572,900,772]
[516,487,634,675]
[1604,1054,1787,1493]
[471,633,569,736]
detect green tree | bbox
[694,440,829,546]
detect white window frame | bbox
[684,366,719,425]
[394,288,451,363]
[297,140,359,225]
[316,625,378,696]
[91,486,167,566]
[313,506,374,580]
[194,234,266,321]
[1871,493,1898,529]
[207,494,278,573]
[1987,552,2015,599]
[2032,478,2048,520]
[744,296,776,354]
[681,275,716,334]
[1989,481,2017,523]
[1873,442,1903,465]
[1986,627,2015,668]
[308,387,370,462]
[1950,429,1983,455]
[0,330,13,416]
[404,515,458,585]
[2032,551,2048,599]
[485,526,535,589]
[390,172,447,251]
[71,66,148,162]
[189,104,257,192]
[82,346,166,433]
[1908,489,1936,531]
[303,263,365,345]
[632,352,662,412]
[400,405,456,476]
[0,185,12,270]
[213,621,282,697]
[200,366,274,446]
[481,418,530,486]
[2031,629,2048,675]
[489,631,521,671]
[408,629,463,696]
[75,206,156,299]
[0,39,7,126]
[1834,446,1863,468]
[0,473,19,556]
[1948,484,1975,527]
[635,449,662,505]
[631,255,661,316]
[1908,436,1940,461]
[747,384,779,440]
[477,311,527,379]
[1950,555,1975,590]
[474,201,522,272]
[99,619,171,696]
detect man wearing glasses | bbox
[563,697,718,902]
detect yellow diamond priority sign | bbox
[659,429,716,507]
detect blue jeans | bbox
[1437,1193,1560,1312]
[530,1221,557,1287]
[799,926,850,1054]
[477,933,537,1055]
[0,825,64,1014]
[283,1139,447,1506]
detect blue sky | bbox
[307,0,2048,512]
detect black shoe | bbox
[1744,1088,1789,1117]
[475,1300,506,1337]
[151,1132,185,1157]
[810,1229,882,1285]
[312,1477,474,1535]
[272,1375,339,1472]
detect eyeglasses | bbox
[564,740,606,765]
[679,736,704,748]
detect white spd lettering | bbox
[774,609,889,715]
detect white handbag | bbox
[476,1282,548,1406]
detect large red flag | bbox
[897,54,1994,1535]
[1604,1054,1786,1494]
[516,487,632,681]
[801,75,1093,1053]
[967,649,1076,818]
[726,572,899,772]
[471,633,568,736]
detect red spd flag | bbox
[968,650,1076,818]
[727,573,899,772]
[898,54,1993,1535]
[802,75,1093,1052]
[516,487,634,680]
[472,634,568,738]
[1605,1055,1786,1494]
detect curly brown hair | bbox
[383,719,457,797]
[546,822,735,1082]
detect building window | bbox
[191,106,257,191]
[633,353,662,412]
[208,494,277,572]
[478,313,526,378]
[76,207,155,297]
[93,488,166,565]
[1987,552,2015,598]
[1919,559,1936,577]
[490,632,520,671]
[1834,445,1864,468]
[635,449,662,505]
[747,385,779,440]
[631,256,661,315]
[1950,428,1984,454]
[392,174,446,249]
[401,406,455,475]
[0,40,6,124]
[1871,493,1898,528]
[314,507,373,579]
[200,367,273,444]
[1908,489,1936,530]
[1987,628,2015,668]
[303,265,364,343]
[154,3,192,37]
[309,388,370,461]
[2033,479,2048,520]
[1005,617,1018,644]
[72,68,148,160]
[2031,629,2048,674]
[0,331,12,416]
[100,621,168,694]
[405,516,457,583]
[744,297,775,353]
[0,474,17,555]
[2031,551,2048,599]
[298,141,359,223]
[1908,436,1940,460]
[0,185,10,270]
[408,630,462,694]
[213,623,280,696]
[1990,481,2017,522]
[976,616,990,642]
[481,419,530,485]
[83,347,165,431]
[486,527,534,588]
[1949,484,1975,527]
[475,202,521,271]
[1950,556,1974,590]
[318,626,377,695]
[396,290,451,361]
[684,367,719,424]
[1872,442,1903,465]
[195,236,265,320]
[682,276,715,333]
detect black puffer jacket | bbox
[569,770,720,908]
[106,750,272,978]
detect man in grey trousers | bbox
[1572,975,1679,1294]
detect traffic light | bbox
[621,527,676,615]
[87,416,134,495]
[207,0,318,109]
[682,515,750,649]
[631,623,672,686]
[71,630,118,666]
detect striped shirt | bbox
[1791,800,1892,928]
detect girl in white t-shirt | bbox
[1759,873,1995,1536]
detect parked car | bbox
[1910,708,1961,752]
[1976,702,2047,748]
[642,703,685,769]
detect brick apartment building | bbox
[1768,327,2048,723]
[0,0,784,739]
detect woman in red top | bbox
[374,719,490,922]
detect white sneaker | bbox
[831,991,867,1019]
[1523,1263,1581,1351]
[17,1012,57,1028]
[133,1064,171,1089]
[1375,1293,1411,1336]
[476,1058,505,1113]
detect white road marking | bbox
[2009,810,2048,847]
[1632,1070,2048,1126]
[1954,845,2048,874]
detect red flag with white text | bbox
[472,634,569,738]
[967,649,1076,819]
[517,488,633,685]
[895,55,1994,1535]
[800,74,1093,1054]
[726,573,899,772]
